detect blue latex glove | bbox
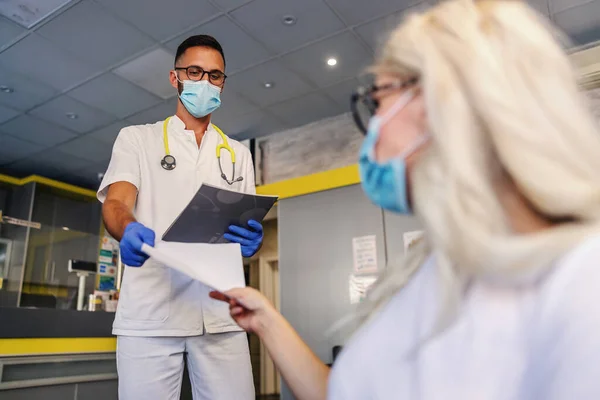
[224,220,263,258]
[120,222,156,267]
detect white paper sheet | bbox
[403,230,424,253]
[352,235,378,274]
[349,274,378,304]
[142,242,245,292]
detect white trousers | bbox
[117,332,255,400]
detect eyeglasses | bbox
[350,77,419,134]
[175,65,227,85]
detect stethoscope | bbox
[161,116,243,185]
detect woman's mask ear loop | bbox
[366,89,417,160]
[380,89,417,126]
[398,134,431,161]
[380,87,430,156]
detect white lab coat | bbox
[328,235,600,399]
[98,115,255,337]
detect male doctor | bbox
[98,35,261,399]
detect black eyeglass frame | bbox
[350,77,419,134]
[174,65,228,85]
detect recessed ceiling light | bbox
[282,15,297,26]
[65,112,79,120]
[327,58,338,67]
[0,85,14,94]
[264,82,274,89]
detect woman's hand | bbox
[210,287,276,334]
[212,287,330,400]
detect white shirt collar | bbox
[169,115,194,136]
[168,115,219,148]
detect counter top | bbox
[0,308,114,338]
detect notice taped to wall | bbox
[403,230,424,253]
[349,274,378,304]
[352,235,378,274]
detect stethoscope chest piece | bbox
[161,117,242,183]
[161,155,176,170]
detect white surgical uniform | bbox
[329,235,600,400]
[98,116,255,400]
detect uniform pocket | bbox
[119,261,171,322]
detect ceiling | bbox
[0,0,599,189]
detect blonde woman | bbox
[211,1,600,399]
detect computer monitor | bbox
[68,260,97,274]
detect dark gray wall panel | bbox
[1,384,75,400]
[0,308,114,338]
[3,360,116,382]
[76,380,118,400]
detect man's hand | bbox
[120,222,156,267]
[223,220,263,257]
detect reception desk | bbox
[0,308,117,400]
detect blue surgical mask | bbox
[359,90,428,214]
[179,80,221,118]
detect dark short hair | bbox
[175,35,226,68]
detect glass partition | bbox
[20,184,102,310]
[0,182,35,308]
[0,180,104,310]
[22,225,99,310]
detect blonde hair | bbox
[356,0,600,331]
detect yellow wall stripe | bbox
[0,174,97,198]
[0,163,360,204]
[0,174,22,186]
[0,338,116,356]
[256,164,360,200]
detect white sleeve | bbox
[241,146,256,195]
[97,127,141,203]
[526,239,600,400]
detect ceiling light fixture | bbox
[327,58,338,67]
[264,82,274,89]
[282,15,297,26]
[62,227,70,231]
[65,112,78,120]
[0,85,14,94]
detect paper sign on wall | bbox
[403,230,424,253]
[352,235,378,274]
[349,274,378,304]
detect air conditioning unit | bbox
[570,41,600,90]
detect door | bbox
[259,257,281,395]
